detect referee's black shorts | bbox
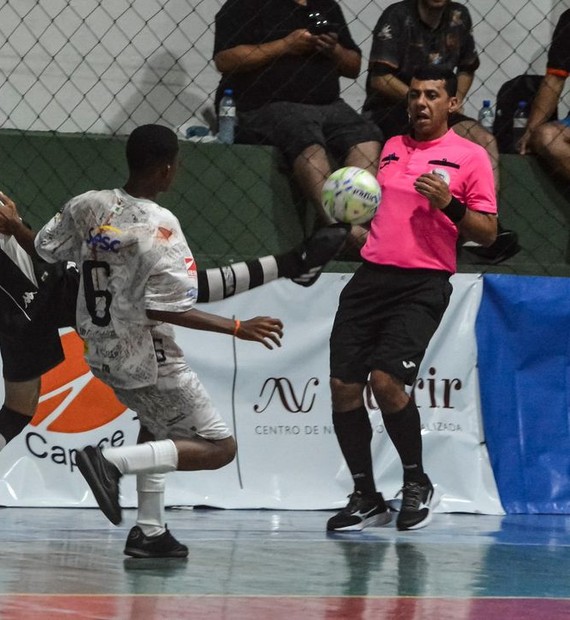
[0,258,78,382]
[330,262,453,386]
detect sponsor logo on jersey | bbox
[157,226,173,241]
[184,257,197,276]
[86,225,122,252]
[22,291,36,308]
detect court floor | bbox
[0,507,569,619]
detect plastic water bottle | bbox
[512,101,528,151]
[218,88,236,145]
[478,99,494,131]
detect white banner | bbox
[0,273,503,514]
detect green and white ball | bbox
[322,166,381,225]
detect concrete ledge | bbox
[0,131,566,275]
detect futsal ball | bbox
[321,166,381,225]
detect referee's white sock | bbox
[102,439,179,475]
[136,472,166,538]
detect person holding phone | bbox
[213,0,382,254]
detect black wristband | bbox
[441,197,467,223]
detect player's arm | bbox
[414,173,497,247]
[0,191,38,257]
[146,307,283,350]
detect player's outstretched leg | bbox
[77,445,123,525]
[124,525,189,558]
[291,223,350,287]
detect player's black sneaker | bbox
[124,525,189,558]
[291,223,349,287]
[327,491,391,531]
[76,445,122,525]
[396,478,437,531]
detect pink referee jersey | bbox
[361,129,497,273]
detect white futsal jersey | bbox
[35,188,198,389]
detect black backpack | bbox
[493,74,558,154]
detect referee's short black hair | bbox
[126,124,179,174]
[411,66,458,98]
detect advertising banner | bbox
[0,274,502,514]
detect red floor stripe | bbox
[1,595,570,620]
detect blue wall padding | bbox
[476,274,570,513]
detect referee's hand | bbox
[413,173,452,210]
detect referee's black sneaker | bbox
[396,478,437,531]
[76,445,122,525]
[124,525,189,559]
[327,491,391,531]
[291,223,349,287]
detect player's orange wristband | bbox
[233,319,241,336]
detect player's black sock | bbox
[332,406,376,496]
[196,251,300,303]
[0,405,31,450]
[382,399,427,484]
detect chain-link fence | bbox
[0,1,568,272]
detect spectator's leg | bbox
[530,122,570,181]
[452,120,501,192]
[345,141,381,178]
[292,143,333,225]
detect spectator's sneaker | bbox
[462,228,521,264]
[291,223,349,287]
[76,445,122,525]
[124,525,189,559]
[327,491,391,531]
[396,478,438,531]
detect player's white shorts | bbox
[113,370,232,442]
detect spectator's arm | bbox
[528,74,565,131]
[369,68,409,102]
[518,74,565,154]
[214,30,315,73]
[330,41,361,78]
[456,71,474,110]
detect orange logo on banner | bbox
[32,331,127,433]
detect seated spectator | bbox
[213,0,382,251]
[518,9,570,181]
[362,0,501,191]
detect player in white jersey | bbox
[0,191,347,462]
[32,124,288,558]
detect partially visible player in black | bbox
[0,190,347,451]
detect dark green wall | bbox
[0,130,567,275]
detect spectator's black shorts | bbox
[0,257,78,382]
[330,262,452,385]
[237,99,383,163]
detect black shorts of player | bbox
[0,256,78,382]
[236,99,383,164]
[330,262,453,386]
